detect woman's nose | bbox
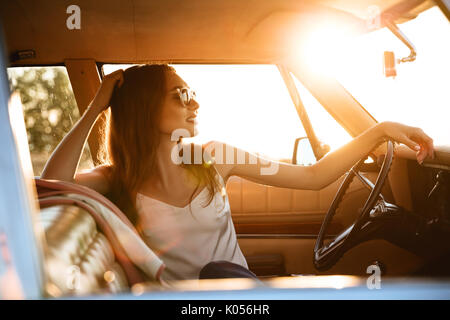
[188,99,200,111]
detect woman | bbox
[41,64,435,281]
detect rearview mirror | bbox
[383,51,397,78]
[383,21,417,78]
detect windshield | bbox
[312,6,450,146]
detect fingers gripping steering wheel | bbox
[314,140,395,271]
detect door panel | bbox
[238,238,423,277]
[227,170,408,276]
[227,171,390,235]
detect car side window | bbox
[7,67,94,176]
[103,64,308,162]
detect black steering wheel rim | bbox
[314,140,395,271]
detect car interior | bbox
[1,0,450,299]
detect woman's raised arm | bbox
[40,69,124,194]
[210,121,435,191]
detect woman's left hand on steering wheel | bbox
[378,121,435,164]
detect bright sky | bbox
[104,63,311,160]
[104,6,450,160]
[311,6,450,147]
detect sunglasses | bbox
[174,87,197,107]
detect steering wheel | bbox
[314,140,395,271]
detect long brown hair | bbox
[98,64,222,225]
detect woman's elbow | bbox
[307,164,326,191]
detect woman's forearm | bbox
[40,106,101,181]
[213,122,433,192]
[40,70,124,181]
[310,122,386,190]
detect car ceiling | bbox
[0,0,434,66]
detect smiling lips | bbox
[186,115,197,123]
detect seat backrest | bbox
[40,204,129,296]
[35,178,161,297]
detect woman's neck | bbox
[144,135,192,193]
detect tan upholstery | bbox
[40,205,129,297]
[239,238,423,276]
[227,173,386,214]
[227,175,346,214]
[226,172,392,234]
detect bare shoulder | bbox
[74,164,112,195]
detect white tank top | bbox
[135,167,248,281]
